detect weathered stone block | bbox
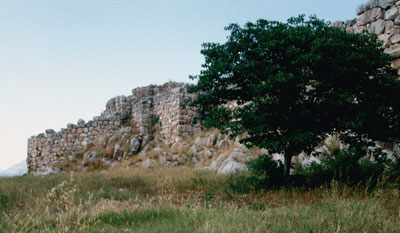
[392,57,400,67]
[390,33,400,43]
[384,44,400,57]
[45,129,55,135]
[373,19,386,34]
[390,26,400,35]
[385,5,399,20]
[369,0,396,9]
[77,119,85,127]
[385,20,394,33]
[357,3,370,15]
[357,7,384,26]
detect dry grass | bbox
[104,142,115,158]
[1,168,399,232]
[88,157,104,170]
[121,143,131,155]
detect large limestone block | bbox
[204,153,228,170]
[378,34,390,47]
[206,133,217,147]
[45,129,55,134]
[369,0,396,9]
[384,44,400,57]
[390,26,400,36]
[385,5,400,20]
[357,3,370,15]
[78,119,86,127]
[368,23,375,33]
[217,157,248,174]
[357,7,384,26]
[391,57,400,68]
[373,19,386,34]
[390,33,400,43]
[357,0,395,15]
[129,137,141,154]
[229,147,254,163]
[113,143,120,159]
[385,20,394,33]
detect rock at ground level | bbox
[217,156,248,174]
[142,158,156,168]
[84,150,100,163]
[37,167,60,176]
[129,137,141,155]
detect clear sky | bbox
[0,0,366,170]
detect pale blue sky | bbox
[0,0,365,170]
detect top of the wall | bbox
[29,82,191,139]
[132,82,190,98]
[357,0,397,15]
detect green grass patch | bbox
[0,168,399,232]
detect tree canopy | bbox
[188,15,400,177]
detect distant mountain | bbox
[0,161,27,177]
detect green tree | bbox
[188,15,400,179]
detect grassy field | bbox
[0,167,399,232]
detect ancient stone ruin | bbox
[27,0,400,176]
[27,82,200,176]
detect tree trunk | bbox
[283,154,292,179]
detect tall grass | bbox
[0,168,399,232]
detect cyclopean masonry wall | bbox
[332,0,400,70]
[27,82,199,176]
[27,1,400,176]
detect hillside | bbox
[0,161,27,177]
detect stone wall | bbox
[27,82,198,176]
[27,1,400,176]
[333,0,400,69]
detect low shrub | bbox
[0,194,13,213]
[246,154,285,190]
[73,152,84,159]
[244,149,398,190]
[226,173,255,193]
[297,149,385,188]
